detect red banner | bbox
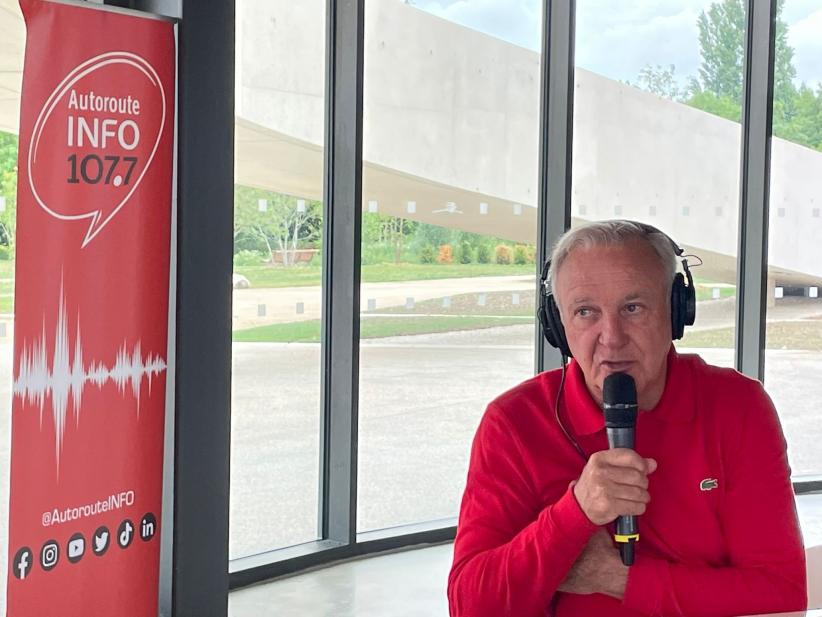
[6,1,175,615]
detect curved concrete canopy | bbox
[2,0,821,287]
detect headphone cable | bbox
[553,354,589,462]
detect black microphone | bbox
[603,372,639,566]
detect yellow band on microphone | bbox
[613,533,639,543]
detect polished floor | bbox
[229,543,452,617]
[229,495,822,617]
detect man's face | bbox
[554,239,672,410]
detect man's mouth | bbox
[600,360,635,372]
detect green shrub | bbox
[495,245,513,265]
[459,240,473,264]
[476,244,491,264]
[0,245,10,260]
[233,249,267,267]
[419,245,436,264]
[361,244,394,265]
[513,244,529,265]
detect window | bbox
[0,2,24,610]
[764,1,822,477]
[230,0,326,559]
[357,0,541,532]
[573,0,744,368]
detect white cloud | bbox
[576,5,704,86]
[788,9,822,88]
[411,0,822,89]
[417,0,541,51]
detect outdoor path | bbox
[689,296,822,332]
[231,274,535,330]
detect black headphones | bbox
[537,222,696,358]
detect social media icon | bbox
[67,533,85,564]
[12,547,33,580]
[93,526,110,556]
[140,513,157,542]
[40,540,59,571]
[117,519,134,549]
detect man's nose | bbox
[598,311,629,347]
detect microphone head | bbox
[603,372,638,428]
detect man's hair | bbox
[547,220,678,306]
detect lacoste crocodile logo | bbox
[700,478,719,491]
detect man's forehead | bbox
[555,244,668,301]
[557,242,665,279]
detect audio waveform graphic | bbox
[13,284,167,473]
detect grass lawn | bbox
[693,277,735,302]
[233,314,530,343]
[0,259,13,314]
[680,321,822,351]
[235,263,535,289]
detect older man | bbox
[448,220,806,616]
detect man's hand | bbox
[557,529,628,599]
[573,449,657,526]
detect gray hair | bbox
[547,220,679,305]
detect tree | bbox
[634,64,683,101]
[694,0,747,105]
[380,215,417,264]
[629,0,822,153]
[690,0,795,112]
[0,131,18,249]
[773,84,822,150]
[686,90,740,122]
[233,185,322,266]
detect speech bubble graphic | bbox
[27,51,166,248]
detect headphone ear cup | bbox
[671,273,686,340]
[683,278,696,327]
[538,305,553,345]
[545,294,572,357]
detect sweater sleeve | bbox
[448,404,598,617]
[622,383,807,617]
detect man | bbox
[447,220,806,616]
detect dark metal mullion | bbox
[172,1,234,616]
[535,0,575,373]
[319,0,365,545]
[735,0,777,381]
[793,477,822,495]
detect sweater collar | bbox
[563,346,695,436]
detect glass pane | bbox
[573,0,744,368]
[0,3,24,611]
[230,0,326,558]
[764,2,822,477]
[357,0,541,533]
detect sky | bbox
[409,0,822,89]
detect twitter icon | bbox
[93,526,110,556]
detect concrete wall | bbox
[236,0,822,284]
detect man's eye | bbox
[625,304,641,313]
[575,307,592,317]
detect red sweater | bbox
[448,349,806,617]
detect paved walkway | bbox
[231,274,535,330]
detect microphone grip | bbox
[607,426,638,566]
[615,513,638,566]
[607,426,634,450]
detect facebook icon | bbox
[12,546,33,580]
